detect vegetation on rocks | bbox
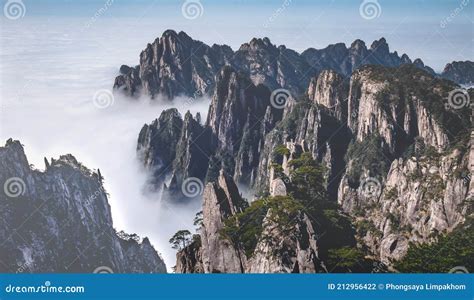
[221,150,365,269]
[394,218,474,273]
[345,134,391,187]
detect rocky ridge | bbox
[0,139,167,273]
[115,30,470,99]
[137,66,283,198]
[175,170,331,273]
[441,61,474,86]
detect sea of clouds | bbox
[0,18,211,270]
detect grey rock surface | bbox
[0,139,167,273]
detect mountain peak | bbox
[401,53,411,64]
[240,36,276,52]
[370,37,389,52]
[441,60,474,84]
[413,58,425,66]
[162,29,178,37]
[250,36,272,45]
[52,154,82,169]
[350,39,367,50]
[4,138,23,150]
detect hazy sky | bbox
[7,0,474,71]
[0,0,472,270]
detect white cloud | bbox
[0,19,209,271]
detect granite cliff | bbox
[0,139,167,273]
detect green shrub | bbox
[394,218,474,273]
[327,246,374,273]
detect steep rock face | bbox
[114,64,141,96]
[246,212,325,273]
[294,105,351,200]
[269,178,287,197]
[442,61,474,85]
[307,69,348,121]
[354,146,471,264]
[341,65,469,197]
[114,30,232,99]
[206,66,267,153]
[199,171,248,273]
[255,98,351,200]
[175,239,204,273]
[167,111,214,196]
[137,109,212,199]
[347,71,397,150]
[254,129,286,194]
[338,66,472,263]
[233,37,316,95]
[253,64,471,264]
[206,66,282,186]
[175,172,330,273]
[347,65,457,156]
[138,66,282,193]
[0,139,166,273]
[137,108,183,189]
[257,67,456,198]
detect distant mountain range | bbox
[114,30,473,100]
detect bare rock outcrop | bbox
[175,239,204,273]
[0,139,167,273]
[246,212,325,273]
[353,146,471,263]
[307,69,348,121]
[199,171,248,273]
[175,172,330,273]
